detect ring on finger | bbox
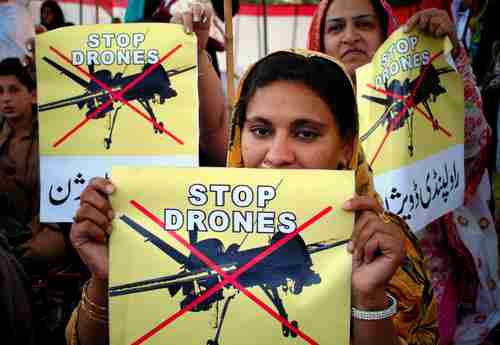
[378,211,392,224]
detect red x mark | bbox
[47,45,185,148]
[365,51,453,166]
[129,200,333,345]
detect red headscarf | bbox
[307,0,398,53]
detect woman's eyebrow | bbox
[352,14,376,21]
[245,116,272,125]
[325,17,345,24]
[326,14,375,22]
[292,119,328,128]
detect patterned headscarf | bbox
[226,49,377,198]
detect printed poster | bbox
[356,29,465,231]
[109,167,354,345]
[36,24,198,222]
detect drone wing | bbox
[360,106,394,141]
[43,57,90,88]
[38,91,107,112]
[108,267,234,297]
[119,214,191,266]
[165,65,197,78]
[306,238,350,255]
[362,94,392,107]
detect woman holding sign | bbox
[68,48,437,344]
[308,0,495,344]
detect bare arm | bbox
[198,48,229,166]
[69,178,114,345]
[351,293,401,345]
[343,196,406,345]
[76,278,109,345]
[172,2,229,167]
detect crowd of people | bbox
[0,0,499,344]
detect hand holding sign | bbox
[404,9,460,56]
[170,1,213,53]
[343,195,406,309]
[70,177,115,280]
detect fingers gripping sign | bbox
[171,0,213,52]
[70,177,116,280]
[404,8,460,56]
[343,195,406,308]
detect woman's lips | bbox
[342,49,366,59]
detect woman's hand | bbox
[70,177,115,281]
[343,195,405,309]
[404,8,460,56]
[170,0,213,54]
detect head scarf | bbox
[226,49,439,345]
[227,49,377,198]
[307,0,398,53]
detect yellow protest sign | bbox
[356,29,465,231]
[36,24,198,222]
[109,167,354,345]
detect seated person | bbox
[0,57,83,345]
[67,49,438,345]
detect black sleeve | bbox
[0,235,36,345]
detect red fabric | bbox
[307,0,399,52]
[239,3,317,16]
[56,0,127,15]
[390,0,453,26]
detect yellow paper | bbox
[109,167,354,345]
[356,29,465,230]
[36,24,199,222]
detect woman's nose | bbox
[263,134,295,168]
[341,23,361,44]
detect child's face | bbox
[0,75,35,121]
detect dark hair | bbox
[41,0,66,30]
[0,58,36,91]
[369,0,389,37]
[234,51,358,143]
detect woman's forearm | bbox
[351,291,401,345]
[77,278,109,345]
[198,49,229,166]
[352,318,401,345]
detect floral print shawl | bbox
[307,0,494,344]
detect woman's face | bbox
[323,0,384,77]
[241,80,352,170]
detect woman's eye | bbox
[251,127,272,138]
[357,20,375,30]
[326,23,343,34]
[296,129,320,140]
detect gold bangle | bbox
[80,279,108,323]
[82,280,108,313]
[80,301,108,324]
